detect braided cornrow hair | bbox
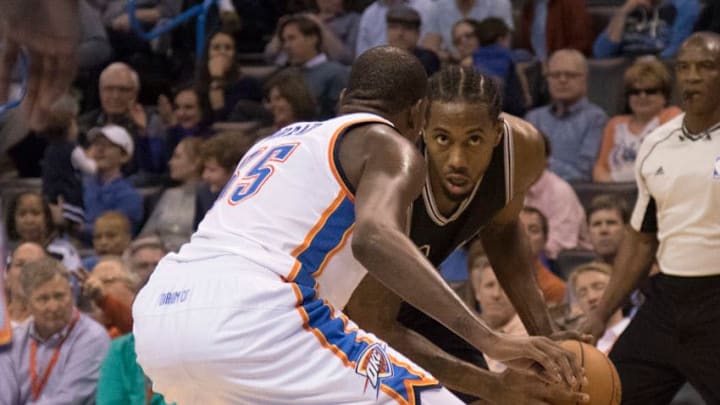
[427,65,503,124]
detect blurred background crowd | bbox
[1,0,716,403]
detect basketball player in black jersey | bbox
[347,65,581,403]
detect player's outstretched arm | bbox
[481,197,556,337]
[347,276,589,404]
[581,227,657,340]
[481,115,557,337]
[341,124,583,388]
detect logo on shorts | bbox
[355,343,393,398]
[157,289,191,306]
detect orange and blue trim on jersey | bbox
[287,192,355,285]
[287,192,440,404]
[328,115,395,202]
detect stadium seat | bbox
[587,57,634,117]
[569,181,638,213]
[556,248,598,279]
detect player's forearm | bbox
[385,326,501,400]
[597,227,657,321]
[482,221,555,336]
[352,222,498,353]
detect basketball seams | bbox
[560,340,621,405]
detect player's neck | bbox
[428,172,462,217]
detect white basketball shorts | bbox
[132,255,463,405]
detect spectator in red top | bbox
[516,0,593,60]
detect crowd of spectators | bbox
[2,0,715,403]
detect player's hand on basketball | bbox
[491,369,590,405]
[0,0,79,130]
[489,333,584,390]
[577,311,608,344]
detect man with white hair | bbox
[79,62,165,181]
[0,258,110,404]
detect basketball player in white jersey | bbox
[132,47,585,404]
[582,32,720,404]
[348,65,590,404]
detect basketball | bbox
[552,340,622,405]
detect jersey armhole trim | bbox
[329,118,395,201]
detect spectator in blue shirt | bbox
[82,125,143,244]
[525,49,607,181]
[593,0,700,59]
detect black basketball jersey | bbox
[399,120,516,366]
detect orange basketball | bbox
[551,340,622,405]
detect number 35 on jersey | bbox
[223,143,300,204]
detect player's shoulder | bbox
[340,121,424,181]
[502,113,546,191]
[503,114,542,145]
[503,113,544,163]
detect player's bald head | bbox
[341,46,427,115]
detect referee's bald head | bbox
[680,32,720,55]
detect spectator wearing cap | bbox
[356,0,433,56]
[0,258,110,405]
[82,125,143,244]
[78,63,166,183]
[279,14,349,119]
[386,4,440,76]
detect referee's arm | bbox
[595,226,658,324]
[583,146,659,340]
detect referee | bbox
[582,32,720,404]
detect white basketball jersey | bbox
[171,113,393,307]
